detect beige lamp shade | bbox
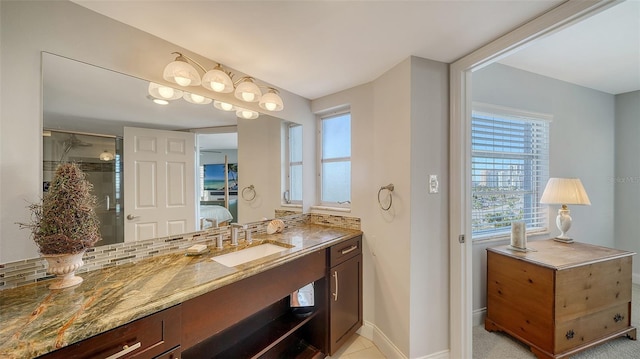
[540,178,591,205]
[540,177,590,243]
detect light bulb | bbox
[241,92,256,102]
[211,82,225,92]
[241,110,253,118]
[190,93,205,103]
[214,100,235,111]
[175,76,191,86]
[157,86,175,99]
[265,102,277,111]
[153,99,169,105]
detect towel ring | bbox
[377,184,394,211]
[242,185,256,201]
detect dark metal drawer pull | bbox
[566,330,575,340]
[614,313,625,323]
[341,245,358,255]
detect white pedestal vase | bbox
[43,251,85,289]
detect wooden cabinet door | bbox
[329,253,362,354]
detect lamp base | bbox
[554,208,574,244]
[553,236,574,244]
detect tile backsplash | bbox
[0,212,360,290]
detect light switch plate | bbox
[429,175,439,194]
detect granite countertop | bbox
[0,224,361,358]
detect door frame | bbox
[448,1,621,357]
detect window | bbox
[285,123,303,204]
[471,104,550,240]
[319,112,351,206]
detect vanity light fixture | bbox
[202,64,234,93]
[163,52,201,87]
[236,108,259,120]
[162,52,284,112]
[146,95,170,105]
[148,82,183,100]
[234,77,261,102]
[540,177,591,243]
[99,150,114,161]
[214,100,235,111]
[183,92,212,105]
[259,88,284,111]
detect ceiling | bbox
[72,0,639,99]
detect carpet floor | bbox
[473,284,640,358]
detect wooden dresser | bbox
[486,239,636,359]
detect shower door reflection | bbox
[43,130,124,246]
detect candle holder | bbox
[508,221,530,252]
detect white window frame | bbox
[471,102,552,241]
[317,110,351,208]
[284,123,303,205]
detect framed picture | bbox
[203,163,238,195]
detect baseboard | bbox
[633,273,640,285]
[358,320,406,359]
[415,349,450,359]
[356,321,374,340]
[359,321,451,359]
[473,307,487,327]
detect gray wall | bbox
[471,63,617,314]
[615,90,640,280]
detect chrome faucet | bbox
[230,223,246,246]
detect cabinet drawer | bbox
[555,302,631,353]
[41,305,181,359]
[330,236,362,267]
[556,256,632,320]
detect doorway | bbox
[448,1,619,357]
[43,130,124,246]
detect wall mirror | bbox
[42,52,301,246]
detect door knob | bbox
[126,214,139,220]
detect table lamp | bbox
[540,178,591,243]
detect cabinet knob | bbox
[566,330,575,340]
[614,313,625,323]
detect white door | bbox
[124,127,196,242]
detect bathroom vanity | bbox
[0,224,362,359]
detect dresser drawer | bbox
[555,302,630,353]
[556,256,632,320]
[329,236,362,267]
[41,305,181,359]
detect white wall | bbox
[199,150,238,166]
[408,57,449,358]
[238,116,283,222]
[0,0,313,262]
[471,63,616,313]
[615,90,640,279]
[311,56,450,358]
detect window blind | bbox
[471,111,550,240]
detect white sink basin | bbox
[212,243,289,267]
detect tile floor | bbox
[329,334,386,358]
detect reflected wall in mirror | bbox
[43,130,124,246]
[42,52,301,247]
